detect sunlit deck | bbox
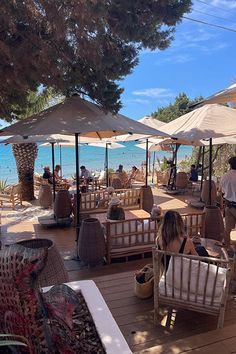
[1,187,236,353]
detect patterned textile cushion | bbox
[0,244,49,352]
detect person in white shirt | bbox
[220,156,236,247]
[80,165,91,181]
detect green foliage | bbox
[0,1,192,120]
[152,93,203,123]
[156,157,169,172]
[178,158,191,172]
[0,179,9,192]
[7,88,57,122]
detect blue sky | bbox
[119,0,236,120]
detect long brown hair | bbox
[158,210,185,249]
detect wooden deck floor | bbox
[1,187,236,353]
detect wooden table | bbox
[92,208,150,224]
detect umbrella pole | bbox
[170,143,179,190]
[75,133,81,250]
[200,146,205,195]
[105,143,109,187]
[51,142,56,201]
[59,145,62,177]
[152,151,156,184]
[208,138,212,205]
[145,138,148,187]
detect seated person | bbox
[54,164,62,182]
[116,164,124,173]
[43,166,53,184]
[107,196,125,220]
[80,165,92,183]
[189,164,198,182]
[125,166,139,187]
[197,163,202,176]
[156,210,208,270]
[54,165,70,189]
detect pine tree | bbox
[0,0,192,119]
[11,88,54,201]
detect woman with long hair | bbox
[156,210,209,270]
[157,210,197,255]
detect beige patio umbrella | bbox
[161,104,236,204]
[139,116,166,129]
[0,96,167,138]
[194,83,236,106]
[0,95,168,240]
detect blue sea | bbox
[0,142,192,184]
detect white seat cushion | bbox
[163,256,227,298]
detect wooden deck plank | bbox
[135,324,236,354]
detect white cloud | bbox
[124,98,150,105]
[156,53,193,65]
[133,88,175,99]
[211,0,236,9]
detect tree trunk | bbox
[12,143,38,201]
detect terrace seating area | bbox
[1,186,236,353]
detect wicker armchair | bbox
[0,183,22,209]
[153,247,231,329]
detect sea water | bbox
[0,142,192,184]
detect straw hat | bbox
[107,186,115,194]
[109,196,122,206]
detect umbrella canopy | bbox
[87,142,124,149]
[135,141,172,152]
[195,83,236,106]
[0,96,167,139]
[138,116,166,129]
[160,104,236,141]
[0,134,100,145]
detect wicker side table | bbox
[16,238,69,288]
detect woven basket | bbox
[134,276,154,299]
[134,264,154,299]
[111,177,122,189]
[16,238,69,288]
[54,190,72,218]
[38,184,53,208]
[78,218,105,265]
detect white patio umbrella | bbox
[0,95,168,240]
[87,142,125,186]
[135,141,172,152]
[41,140,125,186]
[161,104,236,204]
[136,141,173,183]
[1,134,102,198]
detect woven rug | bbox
[3,204,53,223]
